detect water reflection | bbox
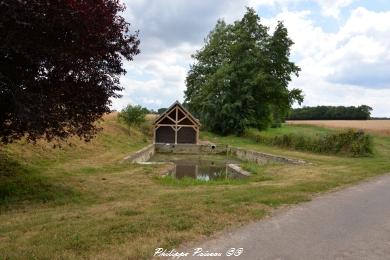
[149,154,246,181]
[172,162,228,180]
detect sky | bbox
[113,0,390,117]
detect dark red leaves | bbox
[0,0,140,143]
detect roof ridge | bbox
[153,101,200,126]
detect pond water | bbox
[148,154,246,181]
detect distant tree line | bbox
[287,105,372,120]
[157,108,167,114]
[371,117,390,120]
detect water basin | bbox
[149,154,247,181]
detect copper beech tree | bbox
[0,0,140,143]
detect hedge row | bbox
[244,129,373,156]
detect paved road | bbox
[184,174,390,260]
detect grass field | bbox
[1,117,390,259]
[287,120,390,135]
[243,124,373,156]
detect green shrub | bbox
[118,105,148,129]
[244,128,373,157]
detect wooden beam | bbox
[177,115,194,124]
[176,106,199,126]
[154,102,200,127]
[175,107,178,144]
[153,126,156,144]
[155,113,167,124]
[155,124,178,127]
[166,115,176,123]
[176,125,197,130]
[196,127,199,144]
[155,106,176,124]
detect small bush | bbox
[244,128,373,156]
[118,105,148,129]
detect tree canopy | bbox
[0,0,140,143]
[157,108,168,115]
[287,105,373,120]
[184,8,303,135]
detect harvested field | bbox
[286,120,390,135]
[145,113,158,121]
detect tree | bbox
[157,108,168,114]
[118,105,147,129]
[287,105,373,120]
[357,105,373,119]
[185,8,303,135]
[0,0,140,143]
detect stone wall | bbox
[155,143,228,155]
[229,147,305,165]
[123,144,155,163]
[124,143,305,165]
[226,163,251,177]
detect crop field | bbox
[286,120,390,135]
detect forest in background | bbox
[287,105,372,120]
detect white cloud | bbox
[264,7,390,116]
[249,0,356,18]
[114,0,251,110]
[316,0,355,18]
[325,8,390,88]
[113,1,390,117]
[248,0,301,8]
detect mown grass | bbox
[1,118,390,259]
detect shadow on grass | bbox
[0,152,82,211]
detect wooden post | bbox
[153,126,156,144]
[175,107,178,144]
[195,127,199,144]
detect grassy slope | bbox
[1,121,390,259]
